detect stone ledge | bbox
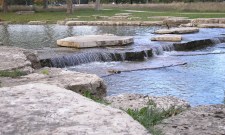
[0,83,150,135]
[57,34,134,48]
[0,68,107,99]
[151,35,182,42]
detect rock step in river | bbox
[57,34,134,48]
[41,36,225,68]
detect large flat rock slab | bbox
[0,83,150,135]
[0,46,41,73]
[105,94,190,111]
[0,68,106,99]
[151,34,182,42]
[155,27,199,34]
[156,105,225,135]
[57,34,134,48]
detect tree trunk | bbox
[43,0,48,9]
[95,0,100,11]
[66,0,73,14]
[3,0,8,13]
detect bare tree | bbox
[95,0,100,10]
[66,0,73,14]
[3,0,8,13]
[43,0,48,9]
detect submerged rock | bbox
[0,68,106,99]
[57,34,134,48]
[0,46,41,73]
[105,94,190,111]
[0,83,150,135]
[173,39,214,51]
[154,27,199,34]
[156,104,225,135]
[151,35,182,42]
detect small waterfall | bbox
[40,48,154,68]
[152,44,175,56]
[49,52,115,68]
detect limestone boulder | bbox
[0,68,107,99]
[105,94,190,111]
[197,23,225,28]
[154,27,199,34]
[28,21,47,25]
[57,34,134,48]
[163,18,191,26]
[151,35,182,42]
[156,105,225,135]
[191,18,225,25]
[0,83,150,135]
[0,46,41,73]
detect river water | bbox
[1,24,225,106]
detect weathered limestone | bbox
[28,21,47,25]
[105,94,190,111]
[197,23,225,28]
[163,18,191,26]
[0,46,41,73]
[57,34,134,48]
[151,35,182,42]
[156,105,225,135]
[65,21,163,26]
[155,27,199,34]
[0,83,150,135]
[192,18,225,25]
[0,68,106,99]
[16,11,35,15]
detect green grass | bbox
[1,8,225,23]
[41,69,49,75]
[0,70,27,78]
[126,105,184,135]
[83,91,110,105]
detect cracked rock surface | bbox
[0,83,150,135]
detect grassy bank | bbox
[0,8,225,24]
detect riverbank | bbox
[1,8,225,24]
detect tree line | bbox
[0,0,101,13]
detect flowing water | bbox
[1,24,225,106]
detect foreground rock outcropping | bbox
[0,68,106,99]
[0,83,150,135]
[156,105,225,135]
[0,46,41,73]
[105,94,190,111]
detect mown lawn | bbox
[1,8,225,23]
